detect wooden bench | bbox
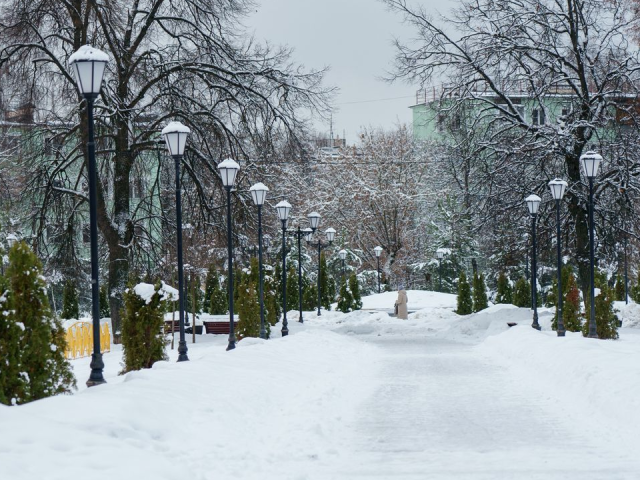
[164,320,197,334]
[203,321,238,335]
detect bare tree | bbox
[0,0,331,335]
[384,0,640,294]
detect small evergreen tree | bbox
[264,273,280,329]
[456,271,473,315]
[614,275,626,302]
[99,284,111,318]
[120,282,169,373]
[582,272,619,340]
[303,281,318,311]
[319,253,334,311]
[185,274,202,314]
[236,261,261,338]
[1,242,75,404]
[203,264,217,313]
[513,277,531,308]
[336,278,354,313]
[286,266,299,312]
[552,269,582,332]
[631,273,640,303]
[472,272,488,312]
[495,272,512,304]
[349,273,363,311]
[60,280,79,319]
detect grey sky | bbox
[247,0,456,144]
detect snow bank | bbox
[615,301,640,328]
[359,289,457,311]
[131,281,179,304]
[0,328,379,480]
[477,326,640,447]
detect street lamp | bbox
[581,151,603,338]
[288,225,311,324]
[436,248,446,292]
[162,121,191,362]
[525,194,541,331]
[307,225,335,316]
[374,246,383,293]
[549,179,568,337]
[219,158,240,350]
[339,249,347,284]
[69,44,109,386]
[276,200,292,336]
[250,182,269,340]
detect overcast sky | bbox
[247,0,457,144]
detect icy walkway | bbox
[316,334,640,479]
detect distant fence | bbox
[64,322,111,360]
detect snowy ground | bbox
[2,291,640,479]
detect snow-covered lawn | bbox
[2,290,640,479]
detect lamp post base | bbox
[299,314,304,324]
[281,325,289,337]
[587,333,599,339]
[531,313,541,331]
[226,340,236,351]
[177,340,189,362]
[86,353,106,387]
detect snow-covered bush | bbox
[120,281,175,373]
[60,280,79,320]
[0,241,75,405]
[456,271,472,315]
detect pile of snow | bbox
[0,328,379,479]
[360,290,457,311]
[132,281,179,304]
[614,301,640,328]
[477,326,640,448]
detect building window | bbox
[514,105,525,120]
[44,137,63,156]
[82,224,90,244]
[532,108,545,126]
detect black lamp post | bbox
[250,182,269,339]
[219,158,241,350]
[288,226,312,324]
[436,248,446,292]
[339,249,347,284]
[161,121,191,362]
[374,246,383,293]
[70,44,109,386]
[525,194,542,331]
[549,179,568,337]
[307,218,335,316]
[581,151,603,339]
[276,200,292,336]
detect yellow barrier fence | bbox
[64,322,111,360]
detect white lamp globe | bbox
[525,194,542,215]
[307,212,321,231]
[69,45,109,98]
[374,246,383,258]
[339,249,347,260]
[276,200,292,222]
[250,182,269,206]
[548,179,568,201]
[162,121,190,157]
[218,158,240,188]
[325,228,336,243]
[580,151,603,179]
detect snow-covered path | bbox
[316,333,640,479]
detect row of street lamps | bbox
[525,151,602,338]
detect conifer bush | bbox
[456,271,472,315]
[614,275,626,302]
[302,281,318,311]
[236,264,261,338]
[99,284,111,318]
[513,277,531,307]
[495,272,512,304]
[349,273,363,311]
[631,274,640,303]
[286,266,299,312]
[552,268,582,332]
[61,280,79,319]
[582,273,619,340]
[265,273,280,329]
[319,253,334,310]
[0,242,75,405]
[337,278,354,313]
[120,282,170,373]
[472,272,488,312]
[205,268,227,315]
